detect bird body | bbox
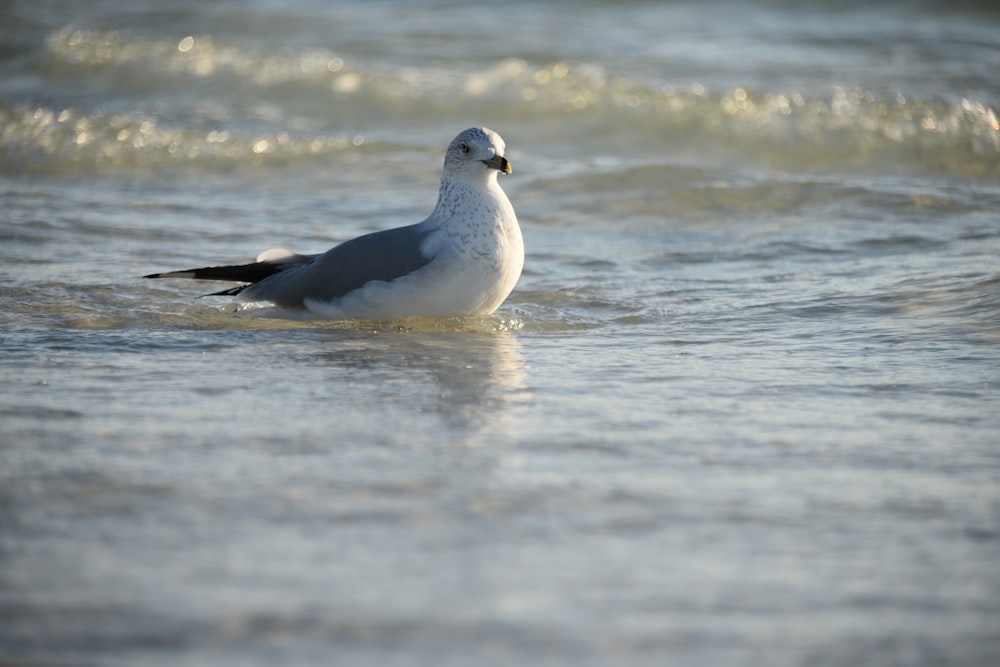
[146,127,523,320]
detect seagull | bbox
[145,127,523,320]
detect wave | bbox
[0,104,364,175]
[1,26,997,178]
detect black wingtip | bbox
[202,285,248,298]
[141,263,279,284]
[144,270,199,280]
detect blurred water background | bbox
[1,1,999,665]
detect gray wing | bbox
[240,223,436,308]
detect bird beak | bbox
[482,155,512,175]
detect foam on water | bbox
[1,25,996,178]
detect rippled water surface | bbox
[2,1,999,665]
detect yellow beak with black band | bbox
[482,155,512,175]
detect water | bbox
[2,1,999,665]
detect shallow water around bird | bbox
[2,1,999,665]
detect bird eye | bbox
[459,142,469,154]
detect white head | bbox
[442,127,511,182]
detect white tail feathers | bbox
[256,248,299,263]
